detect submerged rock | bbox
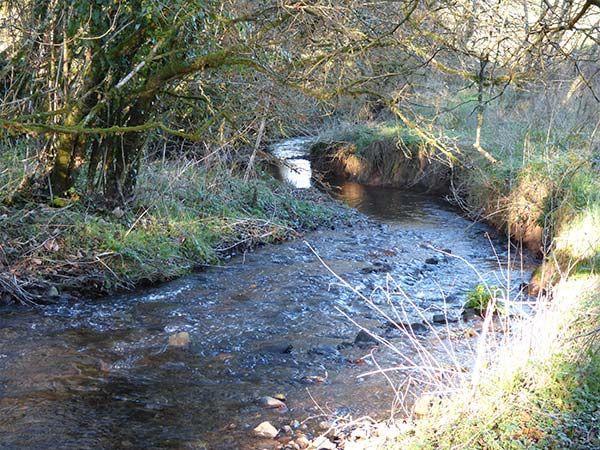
[168,331,191,348]
[47,286,59,298]
[383,320,428,334]
[360,262,392,273]
[262,343,294,354]
[432,313,459,324]
[308,345,340,357]
[353,330,379,345]
[258,396,286,409]
[461,308,479,320]
[253,421,279,438]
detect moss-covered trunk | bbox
[103,99,149,203]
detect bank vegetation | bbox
[0,1,599,448]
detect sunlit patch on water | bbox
[271,137,314,188]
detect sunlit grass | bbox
[385,275,599,450]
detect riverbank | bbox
[395,275,599,449]
[308,121,599,449]
[0,157,350,304]
[311,121,599,286]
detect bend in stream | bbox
[0,138,537,449]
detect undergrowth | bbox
[388,276,599,450]
[0,158,344,303]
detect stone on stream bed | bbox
[461,307,479,320]
[312,436,337,449]
[353,330,379,346]
[168,331,191,348]
[258,396,287,410]
[308,345,340,357]
[253,421,279,438]
[432,313,459,324]
[360,261,392,273]
[382,320,428,334]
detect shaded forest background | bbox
[0,1,599,304]
[1,0,598,204]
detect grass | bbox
[386,275,599,450]
[316,122,423,155]
[311,121,450,192]
[464,283,505,315]
[0,155,346,303]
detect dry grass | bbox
[303,243,598,449]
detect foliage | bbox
[465,283,505,315]
[0,159,346,302]
[386,276,600,450]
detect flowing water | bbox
[0,139,537,449]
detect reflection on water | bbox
[279,158,311,188]
[271,137,313,188]
[332,181,453,225]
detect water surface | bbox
[0,139,536,449]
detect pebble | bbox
[253,421,279,438]
[168,331,191,348]
[312,436,336,449]
[259,396,286,409]
[413,394,437,417]
[296,435,310,449]
[432,314,458,324]
[318,420,331,430]
[47,286,59,298]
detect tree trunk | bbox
[103,99,149,203]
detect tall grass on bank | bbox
[386,274,599,450]
[0,156,342,303]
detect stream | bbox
[0,138,536,449]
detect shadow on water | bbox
[0,138,538,449]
